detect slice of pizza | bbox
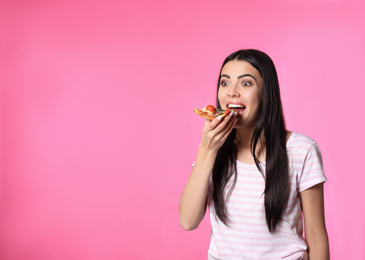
[193,105,231,120]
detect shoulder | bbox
[287,131,324,166]
[287,131,320,153]
[287,132,327,191]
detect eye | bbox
[220,81,229,87]
[242,81,251,87]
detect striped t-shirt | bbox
[207,132,327,260]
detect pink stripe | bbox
[213,238,297,248]
[214,235,304,248]
[228,201,263,207]
[303,159,322,167]
[227,200,300,213]
[223,218,301,230]
[289,138,314,145]
[209,251,303,260]
[228,193,263,199]
[290,158,305,164]
[213,226,303,241]
[224,186,264,192]
[288,143,312,149]
[228,213,265,220]
[215,233,297,243]
[211,222,302,237]
[301,172,325,182]
[288,150,309,156]
[234,180,265,186]
[211,245,303,255]
[227,213,265,220]
[212,226,269,234]
[227,184,298,193]
[237,165,262,171]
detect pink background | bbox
[1,0,365,259]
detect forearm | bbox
[180,113,236,230]
[307,234,330,260]
[179,147,217,230]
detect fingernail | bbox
[217,116,222,121]
[229,111,233,116]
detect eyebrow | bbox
[220,74,257,82]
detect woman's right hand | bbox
[200,110,237,153]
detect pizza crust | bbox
[193,108,216,121]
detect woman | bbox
[179,49,329,259]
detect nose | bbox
[227,83,240,97]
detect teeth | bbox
[228,104,245,108]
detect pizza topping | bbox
[205,105,216,113]
[214,112,225,117]
[194,105,231,120]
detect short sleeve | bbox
[298,143,327,192]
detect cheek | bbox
[217,89,224,107]
[254,96,263,112]
[246,92,262,110]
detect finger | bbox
[212,111,236,134]
[214,112,236,139]
[221,117,237,141]
[206,110,234,131]
[203,116,222,129]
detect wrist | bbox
[197,146,218,162]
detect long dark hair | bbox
[212,49,289,233]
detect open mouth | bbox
[227,104,246,114]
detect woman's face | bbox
[218,60,263,128]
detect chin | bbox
[233,122,244,129]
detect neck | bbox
[234,126,266,163]
[235,126,263,148]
